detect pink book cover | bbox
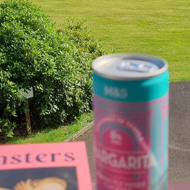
[0,141,92,190]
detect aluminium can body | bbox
[92,54,169,190]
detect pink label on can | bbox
[94,94,168,190]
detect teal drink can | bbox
[93,54,169,190]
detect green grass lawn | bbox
[1,0,187,81]
[26,0,190,82]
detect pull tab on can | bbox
[118,60,160,73]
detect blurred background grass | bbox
[1,0,188,81]
[26,0,190,82]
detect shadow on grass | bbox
[3,111,93,145]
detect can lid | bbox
[92,54,168,80]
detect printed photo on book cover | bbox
[0,167,78,190]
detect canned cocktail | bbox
[92,54,169,190]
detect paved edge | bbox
[64,121,94,142]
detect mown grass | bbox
[25,0,190,82]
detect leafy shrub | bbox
[0,69,22,138]
[0,0,105,139]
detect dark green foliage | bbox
[0,0,105,138]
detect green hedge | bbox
[0,0,105,139]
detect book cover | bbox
[0,142,92,190]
